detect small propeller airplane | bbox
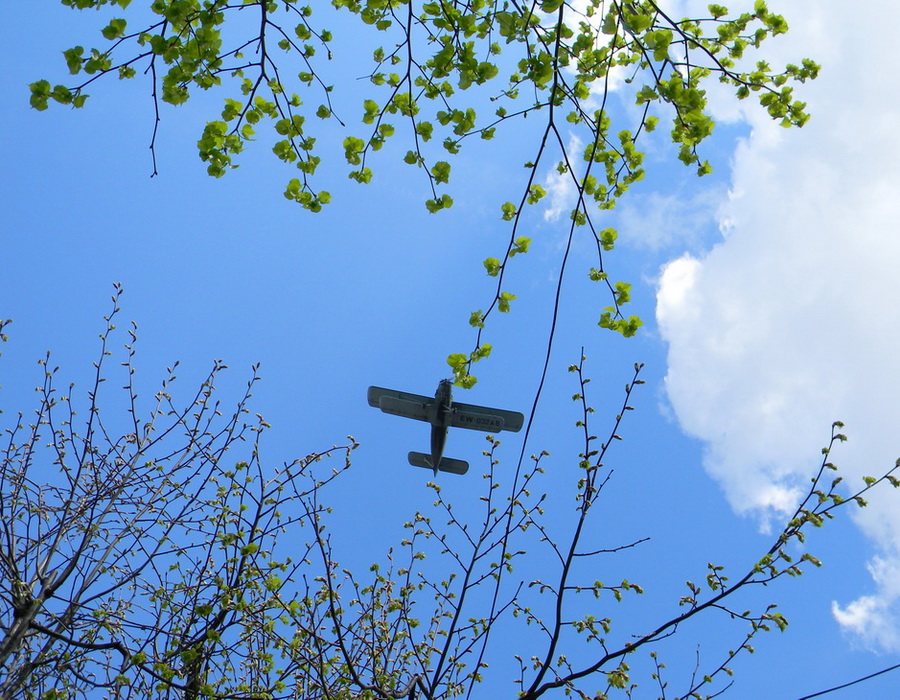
[367,379,525,476]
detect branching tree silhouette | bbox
[0,287,361,698]
[11,2,899,698]
[1,288,897,698]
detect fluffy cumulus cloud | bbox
[543,134,583,222]
[616,187,726,251]
[655,0,900,648]
[832,557,900,651]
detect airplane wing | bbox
[367,386,435,423]
[450,401,524,433]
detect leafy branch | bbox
[34,0,819,385]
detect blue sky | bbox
[3,1,900,697]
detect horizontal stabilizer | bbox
[408,452,469,475]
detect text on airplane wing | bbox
[450,402,525,433]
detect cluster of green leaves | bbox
[340,0,814,384]
[34,0,818,383]
[34,0,340,209]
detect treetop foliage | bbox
[32,0,819,386]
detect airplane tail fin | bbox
[408,452,468,475]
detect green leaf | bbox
[342,136,365,165]
[483,257,501,276]
[431,160,451,184]
[101,18,127,40]
[623,12,653,34]
[63,46,84,74]
[599,311,643,337]
[473,343,492,360]
[416,121,433,141]
[510,236,530,256]
[457,373,477,389]
[51,84,73,105]
[425,194,453,213]
[635,85,657,105]
[601,9,618,35]
[614,281,632,304]
[498,291,516,312]
[349,167,373,183]
[600,228,617,251]
[527,184,546,204]
[447,352,467,367]
[362,99,379,124]
[29,80,51,110]
[221,98,242,121]
[83,49,112,74]
[500,201,517,221]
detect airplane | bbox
[367,379,525,476]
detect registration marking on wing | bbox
[453,410,505,431]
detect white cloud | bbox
[833,557,900,652]
[542,134,583,222]
[654,0,900,648]
[618,186,726,251]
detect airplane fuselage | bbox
[428,379,454,473]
